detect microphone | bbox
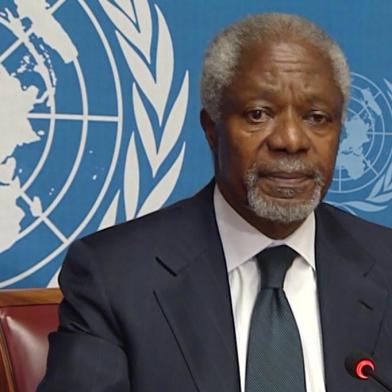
[345,352,392,392]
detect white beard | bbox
[245,158,324,224]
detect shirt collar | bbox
[213,185,316,273]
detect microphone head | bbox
[345,352,376,380]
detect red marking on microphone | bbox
[355,359,375,380]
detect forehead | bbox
[226,40,343,106]
[239,39,333,72]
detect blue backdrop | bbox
[1,0,392,288]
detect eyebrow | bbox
[240,82,339,107]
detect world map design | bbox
[0,63,40,252]
[0,0,122,287]
[329,73,392,198]
[337,105,372,181]
[0,0,78,252]
[0,0,188,288]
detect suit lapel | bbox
[315,205,389,392]
[154,183,240,392]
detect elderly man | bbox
[39,13,392,392]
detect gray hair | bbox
[201,13,350,122]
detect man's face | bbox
[201,40,344,237]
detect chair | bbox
[0,288,62,392]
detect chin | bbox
[247,186,322,224]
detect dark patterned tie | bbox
[245,245,306,392]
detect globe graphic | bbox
[330,73,392,194]
[0,1,122,287]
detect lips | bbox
[258,172,316,199]
[255,158,320,181]
[263,172,313,185]
[265,170,312,178]
[245,159,325,200]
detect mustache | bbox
[246,158,325,185]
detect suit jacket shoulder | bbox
[315,202,392,391]
[317,202,392,285]
[39,182,236,392]
[77,182,217,279]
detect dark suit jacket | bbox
[39,183,392,391]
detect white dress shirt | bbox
[214,186,326,392]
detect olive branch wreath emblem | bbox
[99,0,188,225]
[328,79,392,215]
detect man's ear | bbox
[200,109,218,153]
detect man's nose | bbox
[266,110,311,154]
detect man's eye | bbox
[245,109,270,123]
[305,111,330,124]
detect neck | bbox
[217,183,307,239]
[233,204,305,239]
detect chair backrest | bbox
[0,288,62,392]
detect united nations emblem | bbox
[0,0,188,287]
[327,73,392,214]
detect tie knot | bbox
[256,245,297,288]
